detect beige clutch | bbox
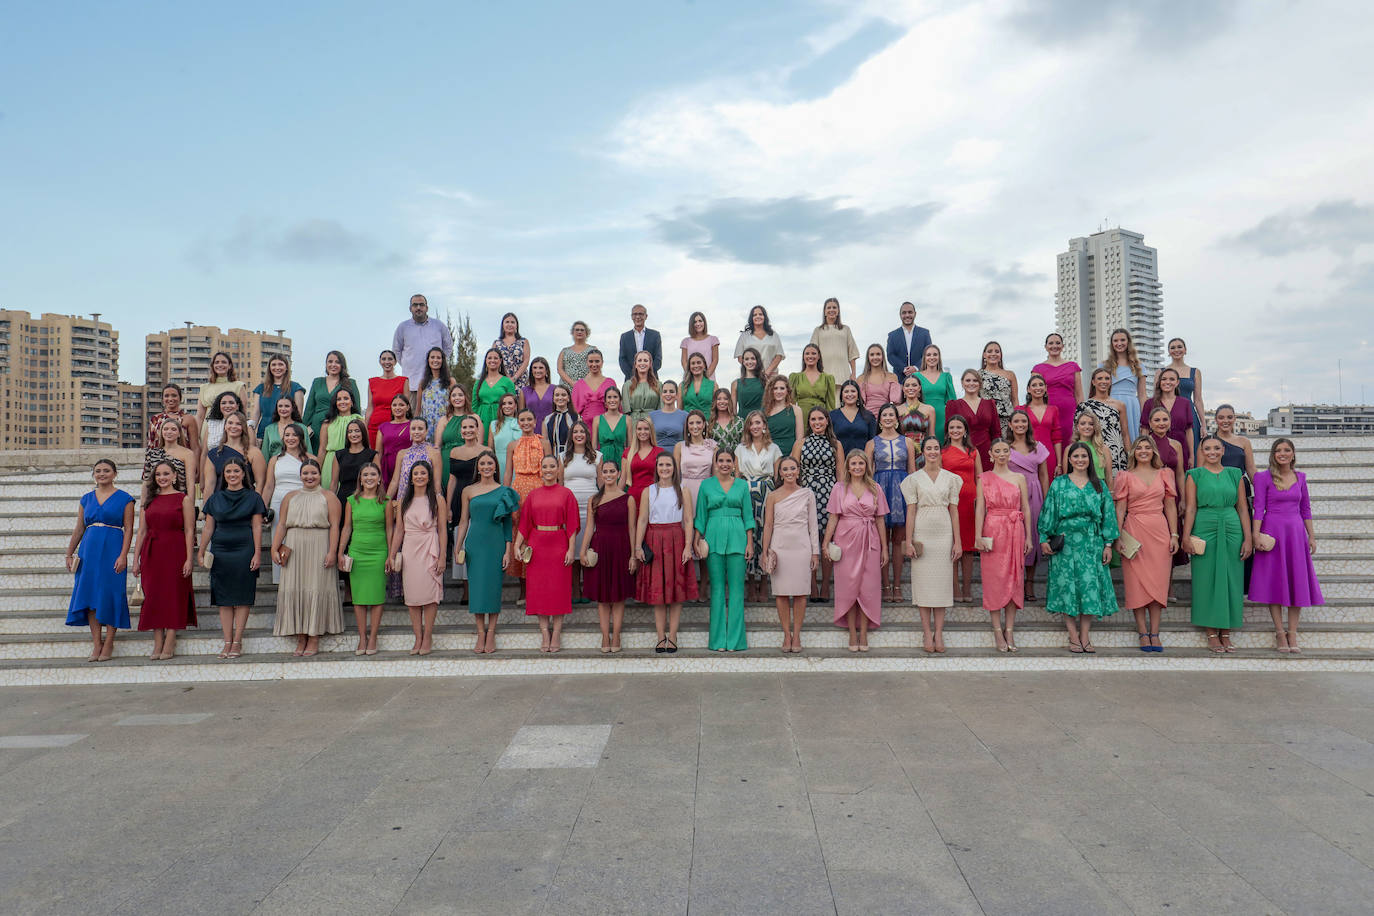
[1254,532,1276,552]
[338,553,354,572]
[454,549,466,565]
[910,540,924,558]
[1118,530,1142,559]
[583,547,599,567]
[1188,536,1207,556]
[826,542,842,562]
[203,550,214,569]
[696,537,709,559]
[518,544,533,563]
[130,580,145,607]
[391,551,403,571]
[976,536,994,552]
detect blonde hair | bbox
[1104,328,1142,378]
[1126,435,1162,471]
[1071,410,1110,472]
[841,448,881,495]
[741,410,773,450]
[1267,437,1299,479]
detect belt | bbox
[86,522,123,530]
[535,525,563,531]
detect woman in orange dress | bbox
[1113,435,1179,653]
[505,408,550,585]
[941,415,982,603]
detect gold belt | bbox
[535,525,563,531]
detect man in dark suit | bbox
[618,303,662,380]
[886,301,933,379]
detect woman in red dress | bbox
[131,460,196,659]
[941,415,983,603]
[622,417,664,501]
[1020,373,1062,476]
[514,456,581,652]
[946,369,1001,470]
[367,349,408,444]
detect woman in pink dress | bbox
[1113,436,1178,653]
[514,456,581,652]
[1033,333,1082,447]
[946,369,1001,471]
[822,451,889,651]
[1006,410,1051,598]
[762,457,819,653]
[570,349,615,423]
[857,344,902,415]
[974,440,1033,652]
[1021,374,1063,476]
[393,460,446,655]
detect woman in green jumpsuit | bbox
[694,449,755,651]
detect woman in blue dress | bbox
[830,379,875,456]
[866,404,915,600]
[1102,328,1145,437]
[65,459,135,662]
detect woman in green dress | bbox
[1184,435,1252,651]
[317,387,366,489]
[681,353,716,415]
[341,462,390,655]
[452,450,517,654]
[473,348,517,446]
[1039,441,1120,653]
[624,351,662,423]
[764,376,803,458]
[694,448,755,651]
[732,347,765,416]
[915,344,957,443]
[593,387,630,472]
[302,350,361,446]
[708,387,744,455]
[789,343,836,417]
[260,396,314,461]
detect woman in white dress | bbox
[261,423,309,584]
[561,420,601,603]
[901,436,962,654]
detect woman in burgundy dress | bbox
[582,460,637,653]
[946,369,1001,471]
[132,460,196,659]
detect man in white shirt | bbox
[391,293,453,393]
[617,304,662,380]
[885,301,933,378]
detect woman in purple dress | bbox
[521,357,556,432]
[1249,438,1323,653]
[1006,411,1050,599]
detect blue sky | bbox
[4,0,1373,410]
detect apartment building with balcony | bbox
[1055,228,1165,378]
[145,325,291,407]
[0,310,121,449]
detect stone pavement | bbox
[2,672,1373,915]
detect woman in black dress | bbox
[330,418,376,501]
[199,456,266,659]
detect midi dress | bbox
[809,325,859,382]
[273,488,343,637]
[623,382,661,425]
[204,486,266,607]
[521,384,555,432]
[735,377,764,416]
[1038,476,1120,618]
[768,488,818,598]
[474,375,517,443]
[694,476,753,651]
[1108,365,1143,437]
[1008,442,1050,569]
[320,412,365,488]
[679,440,716,505]
[1018,405,1062,477]
[1112,469,1177,610]
[465,485,519,615]
[736,442,782,577]
[830,408,875,457]
[827,483,888,627]
[366,375,408,442]
[681,378,716,415]
[624,445,664,501]
[419,379,447,438]
[377,420,411,490]
[495,337,528,387]
[1188,466,1245,629]
[490,417,520,484]
[344,495,388,605]
[563,450,601,554]
[766,406,799,457]
[799,434,838,541]
[438,414,477,493]
[979,473,1026,610]
[66,489,135,629]
[916,370,957,442]
[268,453,303,585]
[942,445,978,553]
[789,372,836,416]
[395,443,432,502]
[596,414,628,472]
[1075,399,1127,471]
[584,493,635,603]
[636,484,699,604]
[400,498,444,607]
[901,469,959,608]
[1031,360,1081,447]
[1248,470,1324,608]
[871,435,909,529]
[518,484,580,616]
[137,492,196,630]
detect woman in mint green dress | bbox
[694,449,755,651]
[1184,435,1252,651]
[1039,442,1119,652]
[452,450,518,654]
[341,462,390,655]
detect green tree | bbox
[447,309,478,396]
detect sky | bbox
[4,0,1373,414]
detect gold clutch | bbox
[338,553,354,572]
[519,544,533,563]
[1254,532,1276,552]
[454,549,466,565]
[1118,530,1142,559]
[130,580,145,607]
[1188,536,1207,556]
[583,547,599,567]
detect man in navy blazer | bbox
[618,303,662,380]
[886,301,933,379]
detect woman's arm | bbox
[761,492,777,560]
[249,513,263,571]
[948,503,962,562]
[633,487,650,564]
[973,478,986,545]
[317,420,331,465]
[198,515,216,566]
[1181,476,1197,550]
[434,500,448,573]
[250,450,267,495]
[261,457,278,510]
[1007,370,1019,408]
[271,492,292,558]
[1236,478,1253,558]
[706,343,719,379]
[1072,371,1083,404]
[64,505,85,572]
[580,498,599,563]
[247,392,262,434]
[324,492,342,567]
[180,495,195,576]
[515,341,531,385]
[340,500,354,556]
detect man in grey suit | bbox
[618,303,662,381]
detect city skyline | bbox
[1,1,1371,411]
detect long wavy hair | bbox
[400,460,438,520]
[1064,441,1104,492]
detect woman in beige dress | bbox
[901,436,962,653]
[271,458,344,656]
[762,456,820,653]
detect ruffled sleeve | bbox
[492,486,521,524]
[1161,467,1177,500]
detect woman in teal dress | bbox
[302,351,361,446]
[453,450,517,654]
[341,462,390,655]
[915,345,957,442]
[473,348,517,445]
[594,387,630,472]
[681,354,716,415]
[1039,442,1119,652]
[694,449,755,651]
[1184,435,1252,651]
[733,347,765,415]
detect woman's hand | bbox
[1307,535,1316,556]
[130,559,141,577]
[682,545,694,564]
[745,541,754,561]
[563,545,575,566]
[324,551,336,569]
[950,544,962,562]
[181,558,192,577]
[1040,541,1053,557]
[1240,538,1252,560]
[432,558,443,576]
[65,555,77,573]
[501,546,512,570]
[1101,545,1113,565]
[114,555,127,574]
[249,551,261,572]
[1182,537,1194,556]
[1168,534,1179,555]
[634,545,645,563]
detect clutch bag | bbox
[70,556,81,573]
[640,543,654,565]
[454,549,466,565]
[1188,536,1207,556]
[696,537,709,559]
[392,551,403,571]
[583,547,599,568]
[1118,530,1142,559]
[338,553,354,572]
[910,540,924,558]
[1254,532,1276,552]
[203,550,214,569]
[826,542,842,562]
[277,544,292,567]
[1047,535,1065,553]
[130,580,145,607]
[519,544,533,563]
[976,536,994,552]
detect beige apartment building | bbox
[0,311,122,449]
[145,325,291,408]
[118,382,149,449]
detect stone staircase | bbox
[1,440,1371,684]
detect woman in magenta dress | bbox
[941,415,981,603]
[822,450,888,651]
[1021,374,1063,477]
[1249,438,1324,653]
[1006,410,1050,598]
[1032,333,1082,448]
[571,349,615,423]
[514,456,581,652]
[621,417,664,501]
[375,393,413,491]
[132,460,196,659]
[582,460,636,653]
[974,441,1033,652]
[946,369,1001,470]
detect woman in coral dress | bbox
[1113,436,1179,653]
[515,457,581,652]
[822,451,888,652]
[975,441,1032,652]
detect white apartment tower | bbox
[1055,228,1164,376]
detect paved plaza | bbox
[2,672,1373,915]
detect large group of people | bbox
[65,296,1326,660]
